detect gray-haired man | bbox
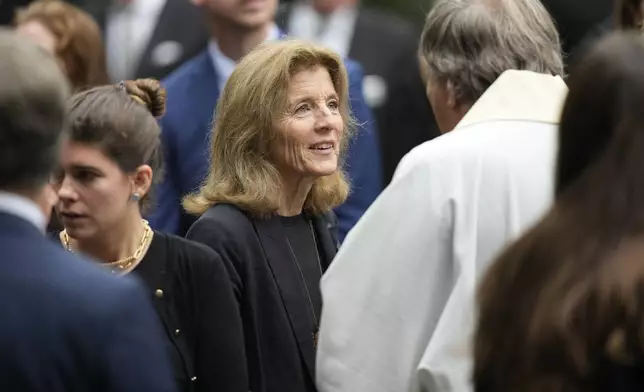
[316,0,568,391]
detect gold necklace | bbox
[60,220,154,275]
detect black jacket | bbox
[186,204,339,392]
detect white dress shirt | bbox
[0,191,46,233]
[316,70,569,392]
[106,0,167,81]
[287,3,357,59]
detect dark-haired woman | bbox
[475,32,644,392]
[52,79,248,392]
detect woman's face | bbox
[52,141,149,240]
[16,20,57,55]
[273,66,344,181]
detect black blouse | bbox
[279,214,323,326]
[133,232,248,392]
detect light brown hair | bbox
[183,39,353,218]
[64,79,166,211]
[14,0,109,91]
[475,33,644,391]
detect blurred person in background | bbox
[14,0,109,91]
[98,0,209,81]
[53,78,248,392]
[617,0,644,29]
[554,0,633,68]
[540,0,612,57]
[475,32,644,392]
[185,40,350,392]
[277,0,440,184]
[148,0,381,240]
[15,0,110,235]
[0,29,176,392]
[315,0,566,391]
[0,0,30,24]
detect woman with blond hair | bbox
[184,39,352,392]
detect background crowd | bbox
[2,0,644,391]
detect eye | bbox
[74,169,98,184]
[327,100,339,110]
[295,103,311,114]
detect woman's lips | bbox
[59,212,87,221]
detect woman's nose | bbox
[56,176,78,201]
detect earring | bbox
[130,192,141,202]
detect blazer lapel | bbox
[187,51,221,139]
[135,0,207,79]
[311,213,338,270]
[135,0,180,78]
[252,216,317,379]
[174,52,220,234]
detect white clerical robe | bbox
[316,70,569,392]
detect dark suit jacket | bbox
[276,5,440,184]
[0,211,176,392]
[185,204,338,392]
[90,0,209,81]
[147,45,381,241]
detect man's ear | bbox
[418,55,430,86]
[445,80,458,110]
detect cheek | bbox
[83,178,131,217]
[276,122,310,154]
[277,134,307,167]
[332,116,344,137]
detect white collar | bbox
[0,191,46,233]
[208,24,281,88]
[456,70,569,130]
[287,3,357,58]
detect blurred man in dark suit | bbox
[0,29,176,392]
[100,0,209,81]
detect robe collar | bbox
[456,70,568,130]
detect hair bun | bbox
[121,78,166,118]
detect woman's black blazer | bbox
[186,203,338,392]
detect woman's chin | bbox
[308,166,338,178]
[62,224,93,240]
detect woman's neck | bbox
[72,212,146,263]
[278,175,314,217]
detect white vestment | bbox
[316,70,569,392]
